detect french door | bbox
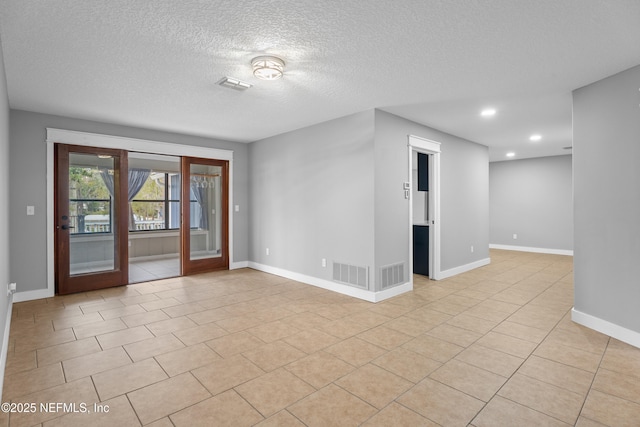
[181,156,229,275]
[55,144,129,294]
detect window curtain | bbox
[169,174,180,229]
[190,177,209,230]
[99,168,151,230]
[127,168,151,230]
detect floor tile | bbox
[127,372,211,424]
[6,250,635,427]
[145,316,198,336]
[491,320,549,343]
[476,331,538,359]
[7,378,98,427]
[155,343,221,376]
[591,368,640,405]
[51,312,104,331]
[173,323,227,346]
[371,347,441,383]
[402,334,464,363]
[246,320,301,343]
[357,325,413,350]
[121,310,170,327]
[243,341,307,371]
[285,351,354,388]
[518,355,595,396]
[599,338,640,378]
[455,343,524,377]
[397,378,485,426]
[325,337,387,367]
[42,395,140,427]
[191,354,264,395]
[36,337,101,366]
[170,389,263,427]
[254,410,305,427]
[533,340,603,373]
[426,323,482,347]
[498,373,585,424]
[236,368,315,417]
[288,384,377,427]
[3,363,65,400]
[13,328,76,353]
[98,304,146,320]
[73,318,127,340]
[62,346,132,382]
[581,389,640,427]
[472,395,570,427]
[4,350,36,376]
[96,325,154,349]
[282,328,340,353]
[429,359,507,402]
[92,358,168,400]
[335,363,413,409]
[361,402,438,427]
[205,330,265,358]
[123,334,185,361]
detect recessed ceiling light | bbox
[480,108,496,117]
[506,152,516,158]
[529,134,542,141]
[251,56,285,81]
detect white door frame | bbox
[34,128,235,302]
[408,135,441,281]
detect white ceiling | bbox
[1,0,639,161]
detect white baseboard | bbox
[572,308,640,349]
[13,288,55,303]
[230,261,249,270]
[490,244,573,256]
[439,258,491,280]
[0,293,14,400]
[248,262,412,303]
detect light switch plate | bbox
[27,205,35,216]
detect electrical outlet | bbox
[266,248,270,256]
[513,233,518,240]
[322,258,327,267]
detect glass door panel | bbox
[181,157,228,274]
[68,153,116,274]
[55,144,128,294]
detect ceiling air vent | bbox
[217,77,252,91]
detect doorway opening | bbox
[127,152,181,283]
[48,128,234,296]
[408,135,441,283]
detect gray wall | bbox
[490,155,573,251]
[249,109,490,293]
[374,111,490,274]
[0,31,11,395]
[249,110,376,286]
[573,64,640,334]
[9,110,249,293]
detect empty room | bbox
[0,1,639,426]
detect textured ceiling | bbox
[0,0,639,161]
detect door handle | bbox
[61,225,75,230]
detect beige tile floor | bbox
[3,249,640,426]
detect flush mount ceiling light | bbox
[251,56,285,80]
[529,134,542,141]
[506,152,516,158]
[480,108,496,117]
